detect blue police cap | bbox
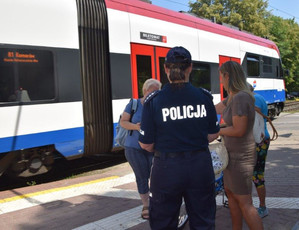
[165,46,191,64]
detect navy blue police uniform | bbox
[139,82,220,230]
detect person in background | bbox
[139,46,219,230]
[215,61,263,230]
[120,79,162,220]
[249,83,270,218]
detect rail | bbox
[284,100,299,112]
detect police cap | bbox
[165,46,192,64]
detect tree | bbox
[268,16,299,91]
[189,0,299,91]
[189,0,270,37]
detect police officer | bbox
[139,46,220,230]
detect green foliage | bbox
[26,181,37,186]
[268,16,299,91]
[189,0,299,91]
[189,0,270,36]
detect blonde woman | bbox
[215,61,263,230]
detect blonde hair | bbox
[142,79,162,95]
[219,61,254,100]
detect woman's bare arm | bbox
[139,142,154,152]
[219,115,248,137]
[119,112,140,131]
[208,132,219,142]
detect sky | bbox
[150,0,299,24]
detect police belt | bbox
[154,148,208,158]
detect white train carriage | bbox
[0,0,285,176]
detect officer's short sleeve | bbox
[139,101,155,144]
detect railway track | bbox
[284,100,299,112]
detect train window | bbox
[136,55,152,98]
[279,61,284,78]
[190,63,211,91]
[247,55,260,77]
[263,56,272,73]
[0,66,15,102]
[0,48,55,103]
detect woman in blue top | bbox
[120,78,161,220]
[249,84,270,218]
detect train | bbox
[0,0,285,177]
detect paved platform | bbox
[0,112,298,230]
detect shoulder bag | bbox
[115,99,138,147]
[254,109,278,142]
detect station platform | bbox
[0,112,299,230]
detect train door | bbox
[155,46,170,86]
[130,43,169,98]
[219,56,240,100]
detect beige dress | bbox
[222,91,256,195]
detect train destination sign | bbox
[2,51,39,63]
[140,32,167,43]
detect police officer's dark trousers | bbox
[149,150,216,230]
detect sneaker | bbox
[258,207,269,218]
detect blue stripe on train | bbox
[254,89,285,104]
[0,127,84,157]
[216,89,285,124]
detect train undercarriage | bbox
[0,145,55,177]
[268,102,284,119]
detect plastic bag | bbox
[209,138,229,177]
[253,111,265,144]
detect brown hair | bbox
[165,62,191,83]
